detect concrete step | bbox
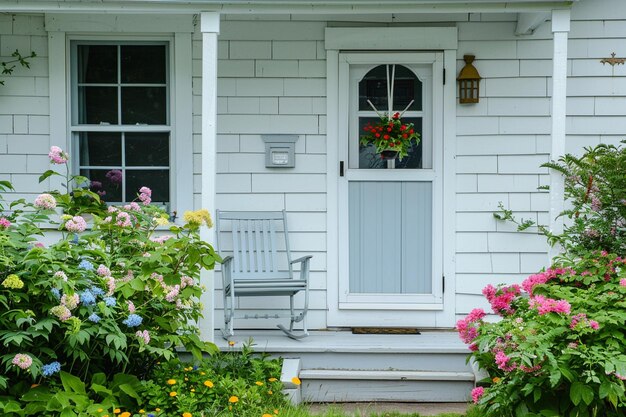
[300,369,473,402]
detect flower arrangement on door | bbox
[359,64,421,161]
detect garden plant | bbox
[459,142,626,417]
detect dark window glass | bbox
[121,45,167,84]
[125,169,169,202]
[359,65,422,112]
[78,87,118,124]
[77,45,117,84]
[80,169,123,202]
[125,133,169,166]
[79,132,122,166]
[121,87,167,125]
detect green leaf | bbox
[38,170,60,183]
[570,382,583,406]
[580,385,594,406]
[59,371,86,394]
[118,383,141,401]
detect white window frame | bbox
[47,15,194,219]
[325,26,458,328]
[69,39,172,206]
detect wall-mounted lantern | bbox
[457,55,481,104]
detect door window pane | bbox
[359,65,422,112]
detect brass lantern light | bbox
[457,55,481,104]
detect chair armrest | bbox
[221,256,234,288]
[290,255,313,265]
[222,255,233,265]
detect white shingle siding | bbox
[0,14,50,192]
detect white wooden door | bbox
[335,52,444,327]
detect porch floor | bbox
[214,329,467,354]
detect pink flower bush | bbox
[495,350,517,372]
[482,284,521,315]
[127,301,136,314]
[136,330,150,345]
[97,264,111,277]
[456,308,485,349]
[65,216,87,233]
[12,354,33,370]
[48,146,68,164]
[521,268,570,295]
[61,293,80,310]
[620,278,626,287]
[471,386,484,404]
[54,271,68,281]
[0,217,11,229]
[529,295,571,315]
[34,193,57,209]
[570,313,600,331]
[116,212,132,227]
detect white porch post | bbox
[548,9,570,261]
[199,11,220,343]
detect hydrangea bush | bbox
[0,147,220,415]
[461,143,626,417]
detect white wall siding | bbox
[193,20,329,330]
[0,14,50,199]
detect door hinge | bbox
[442,275,445,293]
[340,160,345,177]
[443,68,446,85]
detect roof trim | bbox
[4,1,575,15]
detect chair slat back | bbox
[216,210,291,280]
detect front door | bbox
[335,52,445,327]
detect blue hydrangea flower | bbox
[103,296,116,307]
[87,313,101,323]
[90,286,104,297]
[51,288,61,299]
[122,314,143,327]
[42,361,61,377]
[79,290,96,306]
[78,259,94,271]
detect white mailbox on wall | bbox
[262,135,299,168]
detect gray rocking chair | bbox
[215,210,312,340]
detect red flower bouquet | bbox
[360,112,421,161]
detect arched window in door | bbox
[356,64,430,169]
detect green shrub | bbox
[0,146,219,416]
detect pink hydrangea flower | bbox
[34,193,57,209]
[54,271,68,282]
[105,276,116,296]
[97,265,111,277]
[106,169,122,184]
[135,330,150,344]
[139,186,152,197]
[50,305,72,321]
[116,212,132,227]
[138,187,152,205]
[165,285,180,302]
[65,216,87,233]
[471,386,484,404]
[180,275,194,289]
[0,217,11,229]
[12,354,33,370]
[48,146,68,164]
[61,293,80,310]
[620,278,626,287]
[123,202,141,212]
[127,301,136,314]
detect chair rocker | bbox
[216,210,312,340]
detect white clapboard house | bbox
[1,0,623,402]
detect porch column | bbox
[548,9,570,261]
[199,11,220,342]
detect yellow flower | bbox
[103,415,109,417]
[268,377,277,382]
[200,371,206,375]
[2,274,24,289]
[274,410,279,415]
[114,409,121,414]
[139,410,145,414]
[255,381,264,386]
[204,380,214,388]
[229,395,239,403]
[183,413,193,417]
[167,379,177,385]
[263,414,273,417]
[120,413,131,417]
[170,391,177,397]
[184,377,189,381]
[492,377,501,383]
[228,341,235,347]
[154,216,169,226]
[183,209,213,228]
[156,409,161,412]
[191,388,196,392]
[97,409,103,413]
[268,390,273,395]
[291,377,301,386]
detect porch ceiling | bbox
[5,0,576,14]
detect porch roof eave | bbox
[6,0,577,14]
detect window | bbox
[70,42,171,206]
